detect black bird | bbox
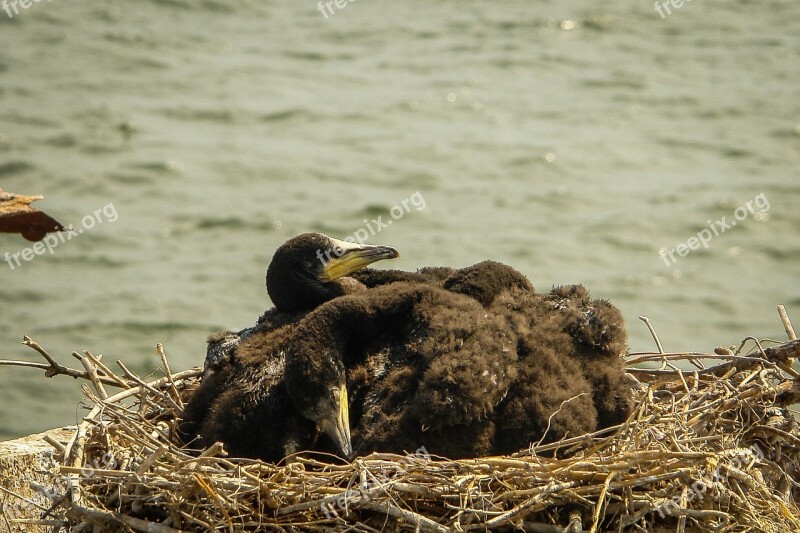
[180,233,398,453]
[190,322,325,460]
[353,256,629,431]
[350,259,533,309]
[279,282,521,459]
[363,262,629,453]
[183,235,631,461]
[489,284,630,454]
[540,284,631,429]
[265,232,400,312]
[203,232,399,372]
[279,279,629,459]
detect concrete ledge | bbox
[0,427,75,533]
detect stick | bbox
[478,480,582,529]
[357,501,448,533]
[22,336,65,375]
[117,360,183,412]
[638,316,664,354]
[0,359,117,385]
[83,351,131,389]
[157,343,184,410]
[78,353,108,400]
[67,503,187,533]
[42,435,66,454]
[193,474,234,533]
[778,305,797,340]
[0,337,122,387]
[638,317,705,370]
[588,471,616,533]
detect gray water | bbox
[1,0,798,440]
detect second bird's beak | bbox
[318,238,399,282]
[319,385,352,458]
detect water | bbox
[1,0,798,440]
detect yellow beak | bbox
[318,238,398,283]
[319,385,352,458]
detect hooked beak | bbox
[319,385,352,458]
[318,238,399,283]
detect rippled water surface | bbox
[1,0,798,439]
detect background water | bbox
[1,0,798,440]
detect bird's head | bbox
[285,350,352,459]
[266,232,399,312]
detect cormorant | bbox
[489,284,630,454]
[277,280,629,459]
[282,282,520,459]
[180,233,399,453]
[183,234,632,461]
[203,232,399,372]
[189,322,324,460]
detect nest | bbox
[2,316,800,532]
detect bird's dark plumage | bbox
[351,260,533,309]
[542,284,631,429]
[489,285,614,454]
[202,232,399,373]
[180,233,399,453]
[186,322,321,460]
[181,234,632,462]
[279,282,520,459]
[442,260,533,307]
[302,278,628,458]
